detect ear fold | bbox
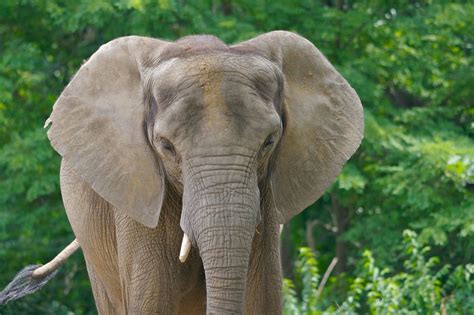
[235,31,364,223]
[47,36,168,228]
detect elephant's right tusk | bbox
[179,233,192,263]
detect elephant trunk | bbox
[180,154,259,314]
[199,225,254,313]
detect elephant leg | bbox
[60,160,123,313]
[244,204,283,314]
[114,205,207,315]
[176,275,206,315]
[114,211,183,314]
[86,259,125,314]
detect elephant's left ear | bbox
[235,31,364,223]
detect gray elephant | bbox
[0,31,363,314]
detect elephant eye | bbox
[263,134,275,148]
[159,138,176,156]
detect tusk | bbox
[179,233,192,263]
[280,224,284,234]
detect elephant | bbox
[0,31,363,314]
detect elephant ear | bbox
[235,31,364,223]
[46,36,168,228]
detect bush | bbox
[283,230,473,315]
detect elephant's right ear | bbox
[46,36,168,228]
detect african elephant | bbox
[0,31,363,314]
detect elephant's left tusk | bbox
[179,233,192,263]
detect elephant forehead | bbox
[154,55,281,137]
[153,54,280,105]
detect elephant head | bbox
[46,31,363,313]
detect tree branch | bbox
[316,257,339,298]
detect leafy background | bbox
[0,0,472,314]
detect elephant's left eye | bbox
[263,135,274,148]
[264,129,281,149]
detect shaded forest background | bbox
[0,0,472,314]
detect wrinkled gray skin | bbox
[46,31,363,314]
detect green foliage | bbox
[284,230,473,314]
[0,0,472,313]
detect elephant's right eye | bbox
[159,138,176,157]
